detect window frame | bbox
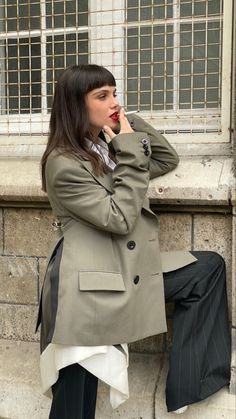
[0,0,88,135]
[123,0,233,143]
[0,0,234,145]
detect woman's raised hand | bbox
[103,108,134,141]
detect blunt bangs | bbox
[78,64,116,93]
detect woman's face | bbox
[85,85,119,137]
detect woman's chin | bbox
[109,120,120,133]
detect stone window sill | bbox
[0,156,234,207]
[149,157,234,206]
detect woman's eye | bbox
[98,95,106,100]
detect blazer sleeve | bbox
[127,114,179,179]
[46,132,151,235]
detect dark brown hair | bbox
[41,64,116,191]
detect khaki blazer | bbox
[39,114,197,351]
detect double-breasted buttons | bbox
[127,240,136,250]
[133,275,140,285]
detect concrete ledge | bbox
[0,339,235,419]
[0,157,234,206]
[149,157,234,206]
[0,340,50,419]
[0,339,160,419]
[0,158,46,203]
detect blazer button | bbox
[127,240,136,250]
[133,275,140,285]
[144,150,150,156]
[141,138,148,145]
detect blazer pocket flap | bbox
[79,271,126,291]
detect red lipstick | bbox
[109,112,119,121]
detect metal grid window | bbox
[0,0,88,134]
[0,0,233,142]
[125,0,232,140]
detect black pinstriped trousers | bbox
[163,251,231,412]
[49,363,98,419]
[48,251,231,417]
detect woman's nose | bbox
[111,97,119,108]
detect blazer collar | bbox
[78,149,154,216]
[77,133,114,192]
[79,158,153,216]
[79,159,113,193]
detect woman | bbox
[37,64,231,418]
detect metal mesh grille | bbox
[126,0,224,134]
[0,0,232,140]
[0,0,88,134]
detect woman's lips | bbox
[110,112,119,121]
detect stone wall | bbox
[0,208,53,342]
[0,206,233,356]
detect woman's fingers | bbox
[103,125,116,141]
[119,108,134,134]
[103,108,134,142]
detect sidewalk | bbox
[0,339,235,419]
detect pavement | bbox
[0,339,235,419]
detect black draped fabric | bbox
[163,251,231,411]
[49,363,98,419]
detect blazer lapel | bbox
[80,158,155,217]
[79,159,113,193]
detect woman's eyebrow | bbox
[92,88,117,96]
